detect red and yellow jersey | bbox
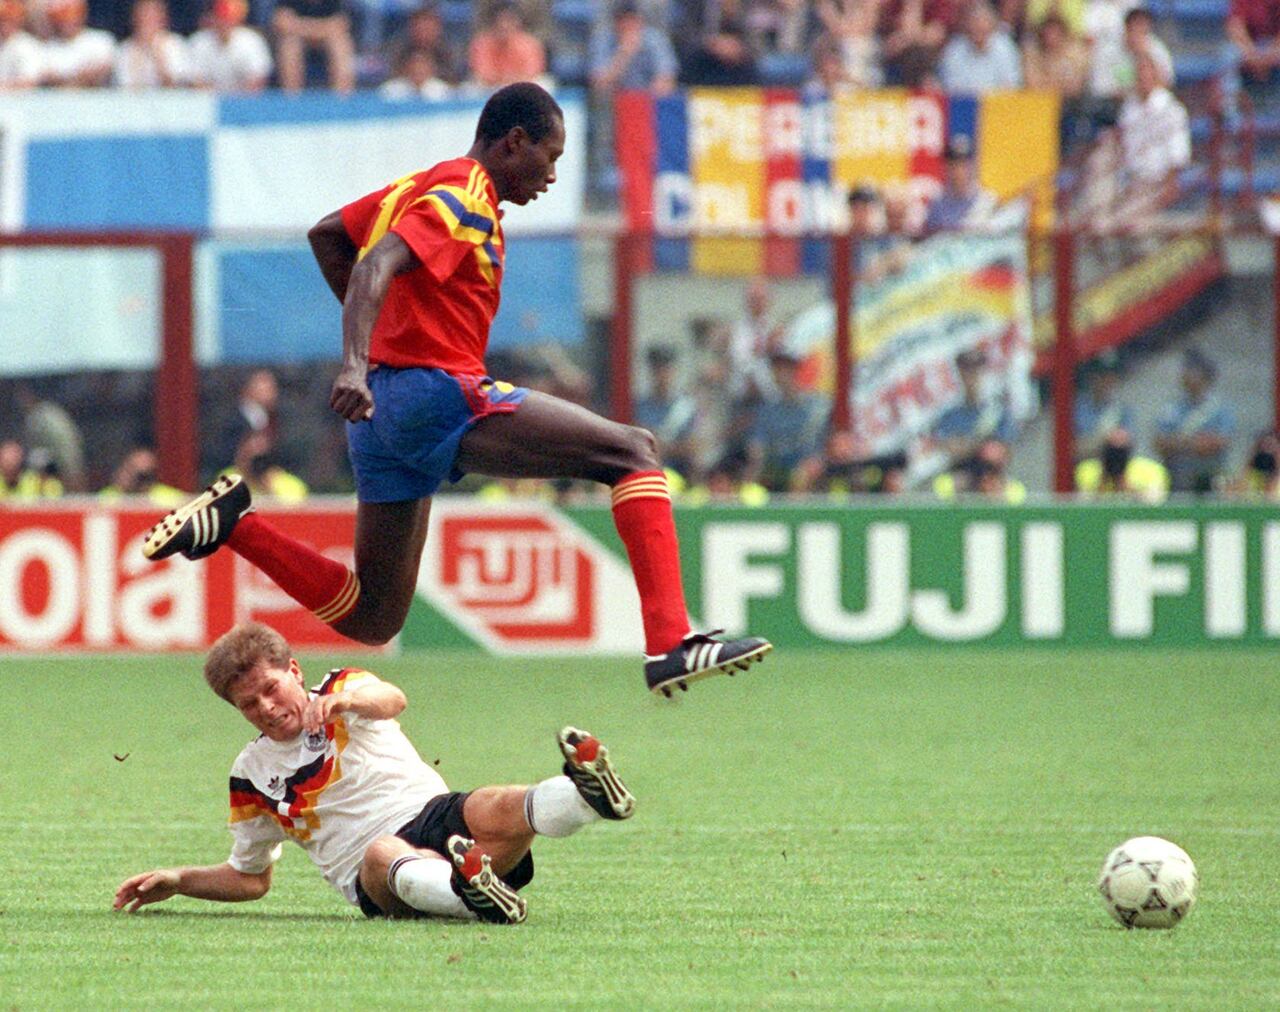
[340,157,505,376]
[225,667,447,906]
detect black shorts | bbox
[354,790,535,918]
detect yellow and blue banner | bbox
[615,87,1059,276]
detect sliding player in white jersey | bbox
[113,622,634,924]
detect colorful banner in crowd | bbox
[783,230,1035,455]
[4,500,1278,653]
[615,87,1059,275]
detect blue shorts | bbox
[346,366,528,503]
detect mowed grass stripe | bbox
[1,650,1277,1009]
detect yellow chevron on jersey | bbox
[419,184,501,246]
[357,172,420,262]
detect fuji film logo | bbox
[420,502,644,654]
[440,514,594,641]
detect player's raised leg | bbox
[359,834,526,924]
[556,727,635,819]
[329,498,432,644]
[142,478,430,646]
[455,390,772,694]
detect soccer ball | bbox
[1097,836,1198,929]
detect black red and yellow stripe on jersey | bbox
[225,669,369,839]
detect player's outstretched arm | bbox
[308,209,359,303]
[331,233,419,422]
[303,679,407,732]
[113,862,272,913]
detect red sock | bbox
[227,513,360,625]
[610,471,691,655]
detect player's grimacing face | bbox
[512,118,565,205]
[229,662,308,741]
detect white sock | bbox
[524,775,599,838]
[388,855,474,919]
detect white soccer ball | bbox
[1097,836,1198,929]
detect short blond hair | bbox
[204,622,291,702]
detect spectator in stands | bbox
[40,0,115,87]
[682,447,770,506]
[272,0,355,94]
[803,33,854,96]
[934,437,1027,501]
[847,184,882,236]
[677,0,760,86]
[1117,50,1190,209]
[589,0,677,96]
[0,440,62,499]
[379,45,451,98]
[385,5,462,85]
[1075,427,1169,501]
[99,447,187,505]
[1154,347,1237,494]
[634,344,695,475]
[1073,350,1134,461]
[747,0,815,56]
[879,0,957,87]
[1022,13,1088,98]
[115,0,192,88]
[215,368,280,474]
[850,184,924,283]
[467,1,547,91]
[939,1,1022,93]
[235,431,310,502]
[1116,7,1173,89]
[476,0,553,45]
[1226,0,1280,88]
[1084,0,1140,109]
[745,349,829,492]
[681,318,739,485]
[791,425,883,496]
[15,382,85,492]
[728,276,784,404]
[1234,430,1280,497]
[860,186,921,282]
[188,0,272,92]
[923,135,998,233]
[0,0,41,88]
[929,347,1016,466]
[815,0,882,88]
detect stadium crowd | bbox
[0,0,1272,504]
[0,325,1266,505]
[0,0,1216,111]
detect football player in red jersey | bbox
[143,82,770,696]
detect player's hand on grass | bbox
[331,368,374,422]
[114,869,181,912]
[303,692,348,734]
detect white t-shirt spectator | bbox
[1100,35,1173,95]
[0,30,42,87]
[1119,85,1191,182]
[188,25,272,91]
[1085,0,1136,97]
[42,26,115,84]
[114,31,192,87]
[938,31,1022,92]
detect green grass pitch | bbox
[2,649,1278,1009]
